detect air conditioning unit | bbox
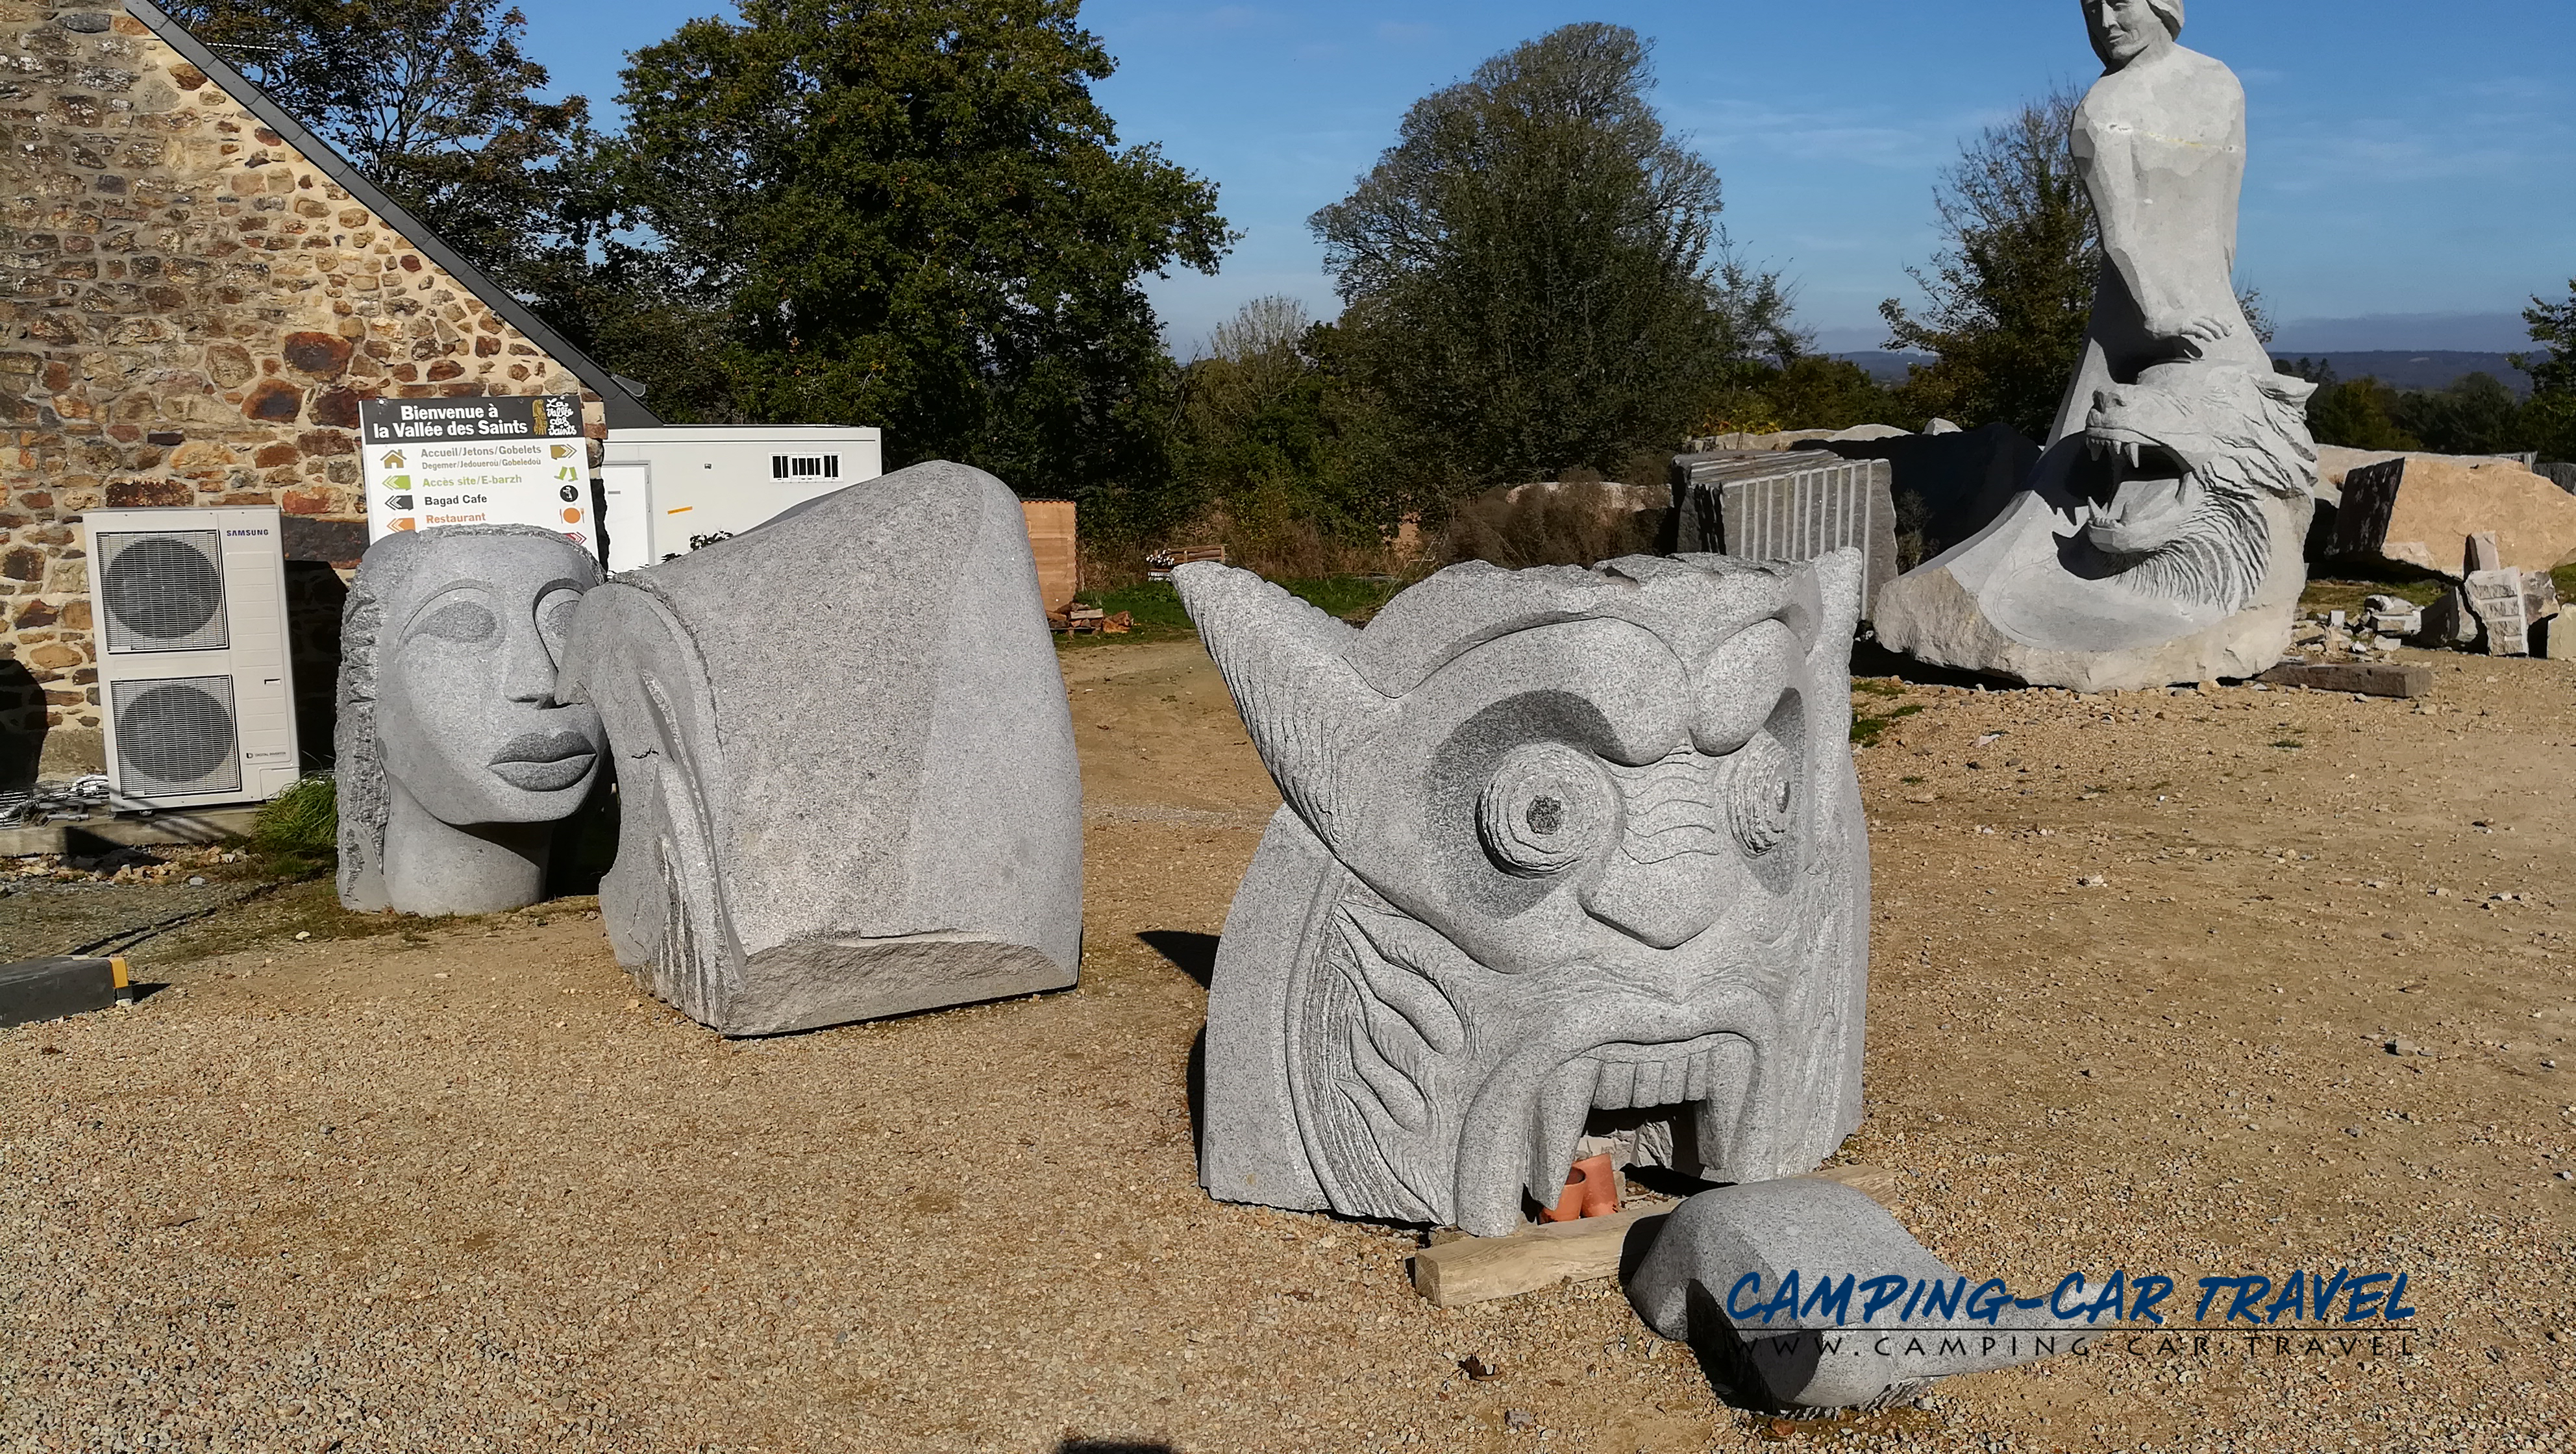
[80,506,301,809]
[599,425,884,572]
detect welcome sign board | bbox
[358,393,590,548]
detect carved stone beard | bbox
[1182,552,1871,1237]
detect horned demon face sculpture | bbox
[1177,550,1870,1237]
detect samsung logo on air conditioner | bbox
[771,454,840,481]
[223,528,271,537]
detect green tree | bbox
[2517,279,2576,395]
[1879,87,2097,443]
[600,0,1230,508]
[161,0,587,297]
[1309,23,1792,502]
[2517,280,2576,462]
[2392,373,2527,457]
[2305,376,2419,452]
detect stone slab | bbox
[1671,456,1901,619]
[561,460,1082,1037]
[2255,661,2432,698]
[0,806,260,858]
[1818,423,2044,566]
[0,955,130,1028]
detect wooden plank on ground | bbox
[2257,661,2431,698]
[1406,1164,1901,1309]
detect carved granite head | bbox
[2085,0,2181,68]
[336,524,604,914]
[1178,550,1870,1237]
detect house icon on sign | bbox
[380,450,406,469]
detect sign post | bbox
[358,393,590,550]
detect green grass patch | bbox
[2300,575,2447,616]
[1850,700,1925,746]
[245,775,337,880]
[1853,678,1907,698]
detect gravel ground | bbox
[4,641,2573,1453]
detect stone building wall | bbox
[0,2,612,781]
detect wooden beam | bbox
[1406,1164,1901,1309]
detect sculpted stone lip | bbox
[487,730,597,791]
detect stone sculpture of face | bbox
[2085,0,2177,69]
[1178,551,1870,1237]
[374,532,604,823]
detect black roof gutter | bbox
[126,0,664,429]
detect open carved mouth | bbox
[1517,1030,1757,1213]
[2081,432,2197,555]
[488,730,599,793]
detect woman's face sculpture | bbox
[375,534,605,824]
[2085,0,2175,69]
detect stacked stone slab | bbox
[560,461,1082,1036]
[1669,453,1900,617]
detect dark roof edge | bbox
[127,0,663,430]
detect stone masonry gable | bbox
[1,2,623,777]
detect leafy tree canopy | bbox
[1310,23,1792,500]
[160,0,586,297]
[600,0,1232,504]
[1879,88,2097,444]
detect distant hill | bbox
[1830,348,2531,395]
[2269,351,2530,396]
[1833,351,1933,383]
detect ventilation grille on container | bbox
[98,530,228,654]
[110,676,241,798]
[770,454,841,482]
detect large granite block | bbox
[1816,422,2043,564]
[1176,550,1870,1238]
[2326,456,2576,578]
[560,460,1082,1036]
[1670,454,1900,618]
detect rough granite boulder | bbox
[1176,550,1870,1238]
[1626,1179,2087,1411]
[2325,456,2576,579]
[559,460,1082,1035]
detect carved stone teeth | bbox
[1526,1058,1598,1208]
[1593,1059,1636,1111]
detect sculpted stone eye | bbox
[1478,745,1611,877]
[1723,730,1798,857]
[416,600,497,643]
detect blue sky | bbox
[525,1,2575,355]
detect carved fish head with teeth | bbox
[1176,550,1870,1237]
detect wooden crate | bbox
[1021,500,1078,615]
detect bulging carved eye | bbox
[1722,728,1798,856]
[1477,743,1613,878]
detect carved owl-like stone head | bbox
[1178,550,1870,1237]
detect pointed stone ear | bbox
[1172,562,1390,842]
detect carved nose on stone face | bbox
[501,622,560,705]
[1579,853,1724,949]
